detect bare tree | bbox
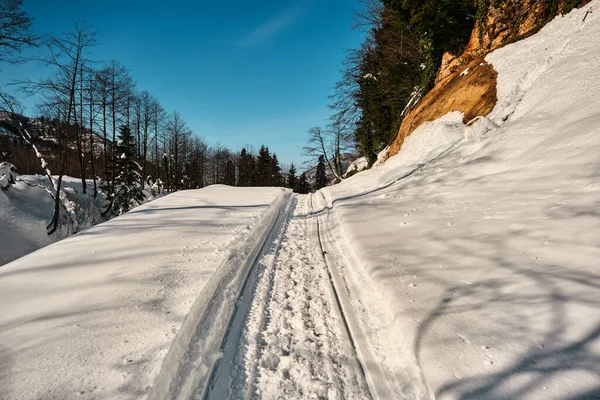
[84,65,103,198]
[164,111,191,191]
[21,22,96,234]
[302,125,349,182]
[0,91,55,193]
[0,0,37,64]
[136,90,155,180]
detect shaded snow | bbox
[0,176,54,265]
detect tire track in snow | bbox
[315,189,432,400]
[224,194,371,400]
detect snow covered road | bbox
[321,3,600,399]
[203,193,372,400]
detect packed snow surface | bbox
[225,194,371,399]
[0,186,282,399]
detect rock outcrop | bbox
[387,0,592,159]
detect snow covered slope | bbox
[0,175,163,267]
[0,186,283,399]
[0,176,53,266]
[321,3,600,399]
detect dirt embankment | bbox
[387,0,592,158]
[388,60,497,157]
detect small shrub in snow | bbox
[0,162,17,190]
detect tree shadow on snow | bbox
[328,139,600,399]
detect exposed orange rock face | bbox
[436,0,546,84]
[388,60,497,157]
[437,0,592,83]
[387,0,592,159]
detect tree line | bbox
[0,1,318,236]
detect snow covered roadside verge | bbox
[322,3,600,399]
[0,185,283,400]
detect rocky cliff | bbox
[388,0,592,158]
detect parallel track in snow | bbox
[148,191,294,400]
[200,195,294,399]
[309,191,376,399]
[200,193,373,399]
[311,190,406,400]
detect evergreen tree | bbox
[295,172,310,194]
[0,161,17,190]
[224,158,236,186]
[162,153,170,192]
[287,163,298,190]
[256,145,272,186]
[270,153,283,186]
[238,148,251,187]
[112,125,145,214]
[315,155,327,190]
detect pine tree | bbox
[256,145,271,186]
[287,163,298,190]
[112,125,145,214]
[315,155,327,190]
[238,147,257,187]
[238,148,250,186]
[162,153,170,191]
[295,172,311,194]
[271,153,282,186]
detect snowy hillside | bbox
[0,175,53,265]
[321,3,600,399]
[0,3,598,400]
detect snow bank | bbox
[0,174,166,266]
[0,161,17,190]
[322,3,600,399]
[0,175,54,266]
[344,156,368,178]
[0,186,282,400]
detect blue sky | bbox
[0,0,366,166]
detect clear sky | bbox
[0,0,366,167]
